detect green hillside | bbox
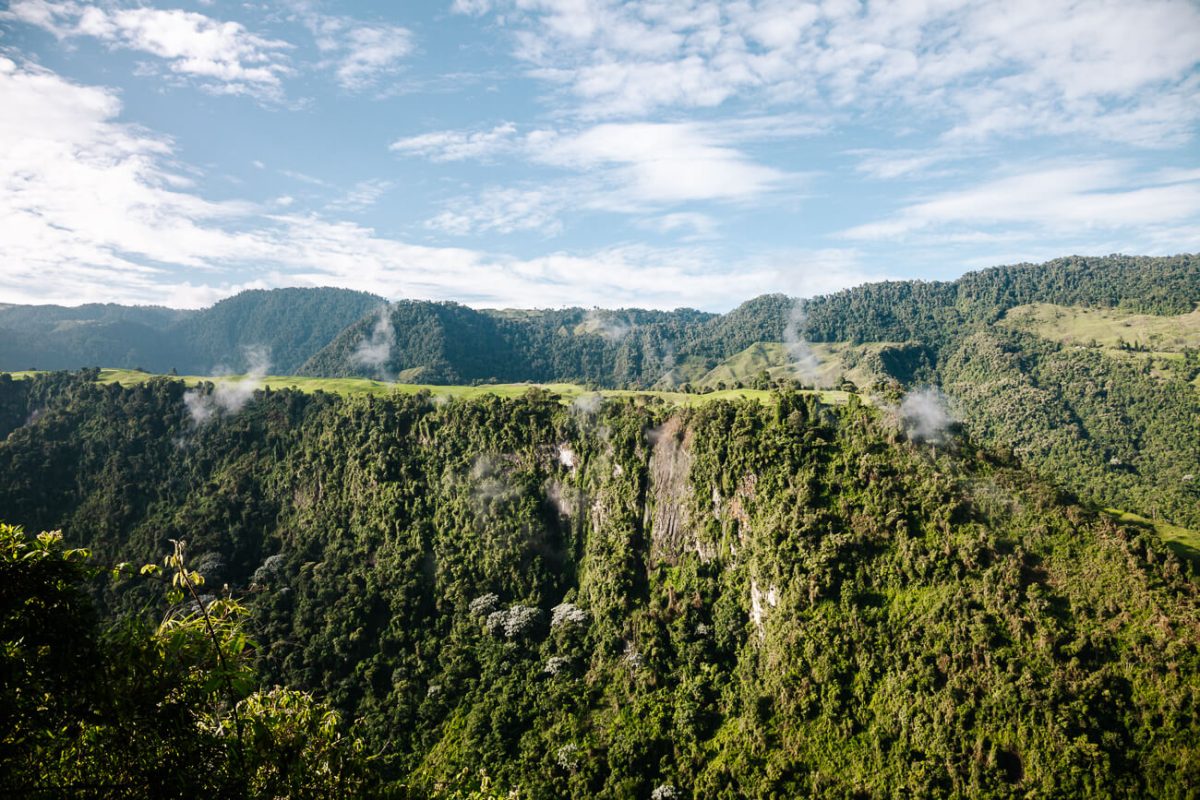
[4,254,1198,535]
[0,372,1196,797]
[687,341,908,390]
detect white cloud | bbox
[0,57,261,296]
[841,161,1200,241]
[390,123,519,161]
[530,122,785,204]
[326,178,393,212]
[427,187,564,236]
[0,57,846,311]
[279,169,333,188]
[640,212,718,240]
[398,118,792,231]
[307,13,414,90]
[459,0,1200,146]
[5,0,291,99]
[765,248,881,299]
[852,149,963,180]
[395,119,795,234]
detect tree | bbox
[0,524,375,798]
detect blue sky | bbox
[1,0,1198,311]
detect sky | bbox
[0,0,1198,312]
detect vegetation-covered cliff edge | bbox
[0,372,1196,797]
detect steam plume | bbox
[783,300,820,386]
[351,304,395,379]
[184,345,270,425]
[571,393,604,415]
[899,386,955,443]
[584,309,632,343]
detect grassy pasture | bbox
[7,368,852,407]
[1002,302,1200,351]
[671,340,898,391]
[1104,508,1200,563]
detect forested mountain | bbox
[0,287,380,375]
[299,302,718,385]
[3,254,1197,531]
[289,254,1197,389]
[0,372,1197,797]
[1,256,1197,795]
[0,304,189,374]
[5,255,1193,388]
[800,253,1199,345]
[941,327,1200,528]
[175,288,382,374]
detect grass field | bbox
[1104,508,1200,563]
[666,340,896,391]
[1002,302,1200,351]
[1001,303,1200,389]
[8,368,853,407]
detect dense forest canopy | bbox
[0,372,1197,797]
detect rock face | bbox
[645,417,705,565]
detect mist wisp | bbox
[783,300,821,386]
[351,304,395,379]
[584,309,632,343]
[184,345,271,425]
[571,393,604,416]
[899,386,955,444]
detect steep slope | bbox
[3,254,1197,533]
[299,300,516,383]
[941,327,1200,528]
[0,373,1196,798]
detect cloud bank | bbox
[0,56,861,311]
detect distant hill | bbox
[299,301,717,385]
[298,254,1198,389]
[174,287,381,374]
[2,254,1197,528]
[9,254,1192,387]
[0,287,380,374]
[800,253,1200,344]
